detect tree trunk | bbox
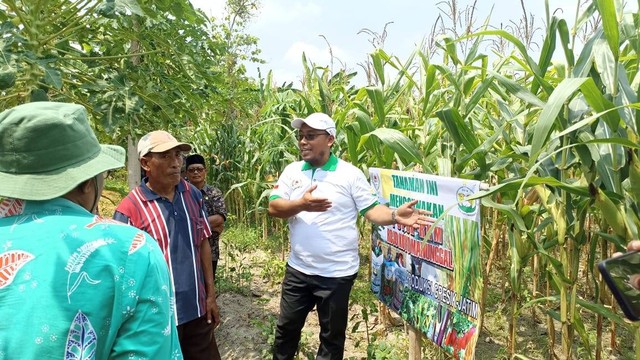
[127,136,140,190]
[127,30,141,192]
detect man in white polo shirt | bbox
[268,112,430,360]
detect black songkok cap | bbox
[185,154,205,168]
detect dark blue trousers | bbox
[272,264,357,360]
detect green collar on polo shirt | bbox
[301,153,338,171]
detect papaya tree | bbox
[0,0,262,188]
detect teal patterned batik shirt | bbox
[0,197,182,360]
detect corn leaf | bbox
[530,77,588,165]
[571,306,593,359]
[357,128,424,168]
[442,36,461,66]
[435,107,480,152]
[465,29,553,95]
[575,1,598,30]
[344,122,361,164]
[481,197,527,232]
[576,298,627,326]
[595,0,620,60]
[365,86,386,126]
[349,107,376,133]
[488,69,546,108]
[370,48,387,87]
[593,38,618,96]
[557,19,575,67]
[532,16,558,95]
[315,69,331,115]
[471,176,591,200]
[464,74,493,116]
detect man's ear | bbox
[78,178,94,194]
[140,156,151,172]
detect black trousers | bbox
[273,264,357,360]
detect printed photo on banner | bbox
[368,168,482,360]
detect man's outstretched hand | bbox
[395,199,433,228]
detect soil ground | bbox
[214,249,386,360]
[211,246,636,360]
[212,247,636,360]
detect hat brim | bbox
[0,144,125,201]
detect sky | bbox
[190,0,638,86]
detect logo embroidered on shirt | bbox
[291,179,303,191]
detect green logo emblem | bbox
[456,186,477,215]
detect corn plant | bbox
[197,0,640,358]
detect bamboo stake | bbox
[379,303,393,327]
[408,325,422,360]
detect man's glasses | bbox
[296,131,329,141]
[187,167,206,174]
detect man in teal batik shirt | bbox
[0,102,182,359]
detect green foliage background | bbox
[3,0,640,358]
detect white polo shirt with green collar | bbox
[269,153,378,277]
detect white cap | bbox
[291,113,336,136]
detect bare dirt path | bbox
[214,250,373,360]
[212,248,632,360]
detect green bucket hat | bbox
[0,102,125,200]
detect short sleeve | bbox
[269,164,295,201]
[109,231,182,360]
[205,187,227,220]
[191,186,212,241]
[351,168,378,213]
[112,210,131,225]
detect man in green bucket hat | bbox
[0,102,182,359]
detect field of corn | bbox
[3,0,640,358]
[190,1,640,358]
